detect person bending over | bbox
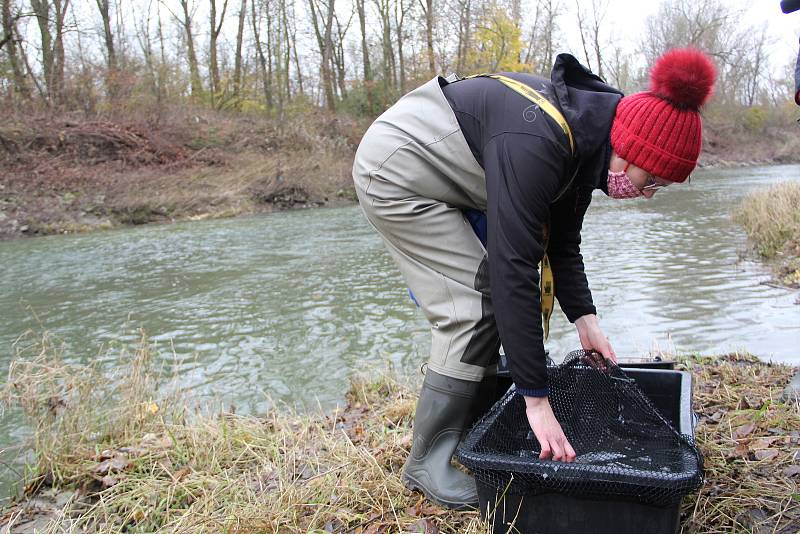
[352,48,715,509]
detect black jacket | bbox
[441,54,623,396]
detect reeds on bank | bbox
[734,181,800,287]
[1,334,798,533]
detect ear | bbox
[608,152,626,172]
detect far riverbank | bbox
[2,106,799,240]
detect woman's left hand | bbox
[574,314,617,364]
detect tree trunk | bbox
[32,0,69,104]
[1,0,30,97]
[234,0,247,96]
[395,0,409,92]
[308,0,336,110]
[95,0,118,98]
[251,0,272,107]
[209,0,230,98]
[54,3,66,101]
[179,0,203,96]
[291,20,303,97]
[590,0,606,79]
[30,0,53,100]
[332,11,350,99]
[423,0,434,75]
[355,0,372,109]
[280,0,291,103]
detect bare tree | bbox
[308,0,336,110]
[418,0,434,75]
[373,0,395,92]
[332,8,353,98]
[574,0,607,78]
[453,0,472,73]
[354,0,373,107]
[523,0,559,75]
[209,0,230,96]
[165,0,204,96]
[233,0,247,97]
[642,0,736,66]
[282,0,303,99]
[95,0,119,97]
[30,0,71,103]
[1,0,30,97]
[251,0,273,107]
[393,0,412,92]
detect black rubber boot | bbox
[466,374,498,430]
[402,369,480,510]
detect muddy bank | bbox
[0,110,364,240]
[0,336,798,533]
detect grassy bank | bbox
[734,181,800,288]
[1,336,798,533]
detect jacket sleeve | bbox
[547,183,597,322]
[484,132,569,397]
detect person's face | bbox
[609,153,673,198]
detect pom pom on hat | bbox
[649,48,716,109]
[610,48,717,183]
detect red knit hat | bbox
[610,48,716,182]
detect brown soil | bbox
[0,107,365,239]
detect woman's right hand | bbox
[524,396,576,462]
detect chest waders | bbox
[351,75,574,510]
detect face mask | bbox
[607,169,643,199]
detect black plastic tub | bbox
[460,367,699,534]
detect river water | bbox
[1,164,799,498]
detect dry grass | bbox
[1,337,798,533]
[679,353,800,533]
[1,334,486,533]
[733,182,800,286]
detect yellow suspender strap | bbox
[540,223,554,340]
[464,73,568,339]
[466,74,575,155]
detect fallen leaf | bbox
[141,433,172,450]
[732,423,756,439]
[147,402,159,415]
[173,466,192,481]
[118,446,148,457]
[101,475,119,488]
[754,449,779,461]
[410,518,440,533]
[750,437,781,449]
[94,455,130,475]
[782,465,800,477]
[733,442,750,458]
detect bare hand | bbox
[524,396,576,462]
[575,314,617,365]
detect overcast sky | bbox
[561,0,800,72]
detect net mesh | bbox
[457,350,704,507]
